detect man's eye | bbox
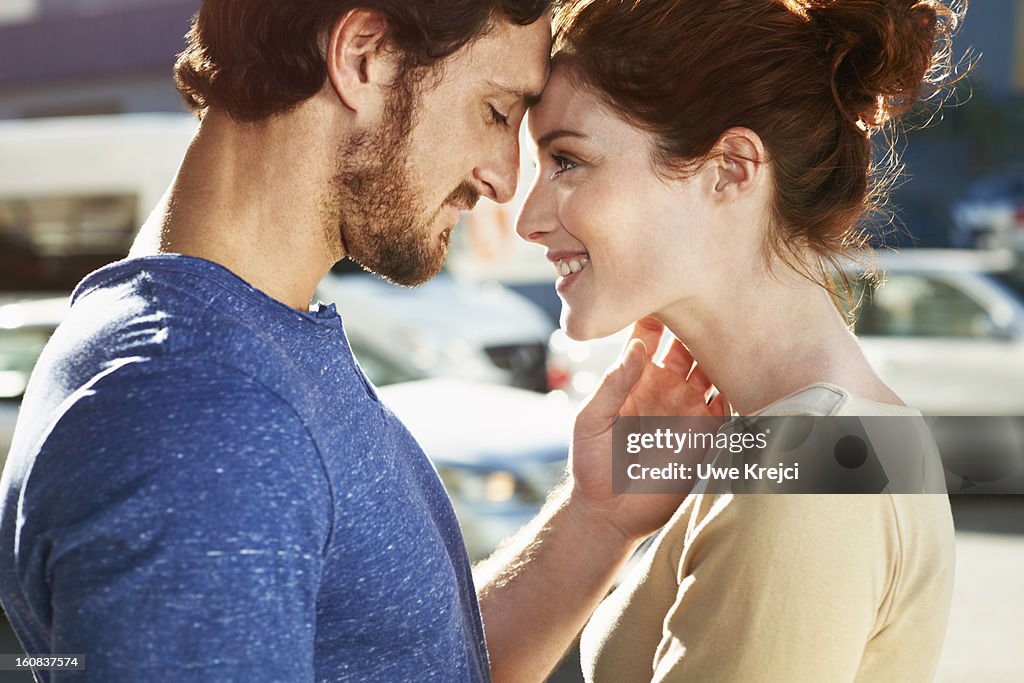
[489,105,510,128]
[552,155,578,176]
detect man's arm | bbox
[476,319,726,682]
[17,361,331,681]
[475,484,641,683]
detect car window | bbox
[992,272,1024,302]
[0,327,52,399]
[855,274,995,338]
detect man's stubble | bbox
[329,78,477,287]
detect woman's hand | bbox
[567,317,728,545]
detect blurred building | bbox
[0,0,1021,286]
[956,0,1024,96]
[0,0,198,119]
[0,0,1021,121]
[0,0,200,290]
[883,1,1024,248]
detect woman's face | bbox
[517,65,729,341]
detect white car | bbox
[317,267,556,392]
[548,249,1024,416]
[378,378,570,561]
[852,249,1024,415]
[0,295,69,459]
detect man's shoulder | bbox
[20,355,330,512]
[60,355,307,436]
[30,356,313,470]
[51,256,348,416]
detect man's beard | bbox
[330,81,479,287]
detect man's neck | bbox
[131,108,343,311]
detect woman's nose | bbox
[515,178,557,243]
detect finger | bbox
[576,339,647,430]
[708,392,730,417]
[687,363,713,392]
[628,317,663,361]
[659,337,695,378]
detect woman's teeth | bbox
[555,256,590,277]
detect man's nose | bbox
[473,134,520,205]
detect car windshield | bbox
[838,271,1010,339]
[992,272,1024,302]
[348,339,424,387]
[0,327,52,399]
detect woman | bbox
[517,0,961,680]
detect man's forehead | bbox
[485,79,544,108]
[468,15,551,101]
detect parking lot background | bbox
[2,1,1024,681]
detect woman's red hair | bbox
[553,0,965,285]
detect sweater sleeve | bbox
[651,493,899,683]
[15,359,333,682]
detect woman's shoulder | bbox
[657,491,952,586]
[753,382,921,417]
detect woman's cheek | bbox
[562,186,609,243]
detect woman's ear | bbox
[711,128,766,199]
[324,9,398,118]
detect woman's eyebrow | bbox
[536,129,588,149]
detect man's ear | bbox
[711,128,766,199]
[325,9,397,117]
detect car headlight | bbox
[437,461,566,506]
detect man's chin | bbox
[382,270,440,288]
[374,253,447,288]
[345,225,450,287]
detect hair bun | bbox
[803,0,957,128]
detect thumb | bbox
[576,339,647,432]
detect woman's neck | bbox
[656,266,900,415]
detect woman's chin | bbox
[560,310,628,342]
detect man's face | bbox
[334,14,551,287]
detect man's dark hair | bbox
[174,0,553,121]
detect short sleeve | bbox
[15,359,332,682]
[651,494,898,683]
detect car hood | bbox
[377,378,571,467]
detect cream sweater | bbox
[581,384,955,682]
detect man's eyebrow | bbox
[486,80,543,108]
[535,129,588,149]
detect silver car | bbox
[855,249,1024,415]
[548,249,1024,416]
[0,295,68,458]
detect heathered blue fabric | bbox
[0,255,491,682]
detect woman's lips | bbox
[548,252,590,276]
[551,254,590,293]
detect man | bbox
[0,2,702,681]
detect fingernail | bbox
[619,340,645,367]
[616,340,633,367]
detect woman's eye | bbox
[552,155,578,176]
[489,105,510,128]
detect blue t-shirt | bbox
[0,255,491,682]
